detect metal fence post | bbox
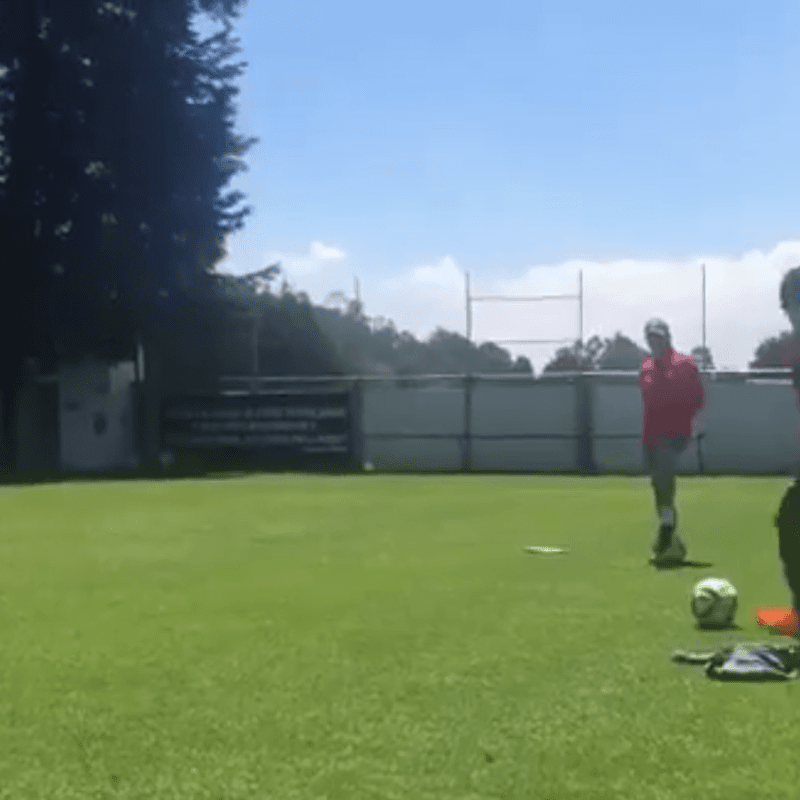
[351,378,364,469]
[463,374,473,471]
[575,373,595,473]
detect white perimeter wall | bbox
[361,381,466,470]
[59,359,138,471]
[470,380,576,470]
[700,381,800,473]
[592,377,800,473]
[362,375,800,474]
[48,368,800,474]
[361,378,577,471]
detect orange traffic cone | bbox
[754,606,800,635]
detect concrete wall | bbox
[359,373,800,474]
[361,376,580,472]
[695,379,799,474]
[361,380,465,470]
[22,367,800,476]
[59,359,138,471]
[590,375,800,474]
[470,379,577,470]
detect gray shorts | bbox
[643,436,690,476]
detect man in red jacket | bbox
[640,318,705,565]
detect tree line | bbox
[0,0,255,463]
[209,264,795,380]
[540,330,795,373]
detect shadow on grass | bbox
[0,466,676,487]
[3,467,793,488]
[0,464,361,487]
[693,623,745,633]
[652,559,714,571]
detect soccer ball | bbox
[691,577,738,628]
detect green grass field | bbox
[2,473,800,800]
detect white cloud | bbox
[310,241,346,261]
[375,256,465,338]
[257,240,348,281]
[408,255,462,287]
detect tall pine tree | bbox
[0,0,256,467]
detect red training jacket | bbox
[640,348,704,445]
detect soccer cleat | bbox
[650,531,687,565]
[755,606,800,636]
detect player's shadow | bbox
[652,559,713,571]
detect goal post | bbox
[465,270,584,356]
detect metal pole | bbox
[701,263,706,354]
[461,374,472,472]
[466,272,472,342]
[578,269,584,348]
[355,277,360,303]
[252,313,259,376]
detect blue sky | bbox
[193,0,800,371]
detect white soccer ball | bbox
[691,577,738,628]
